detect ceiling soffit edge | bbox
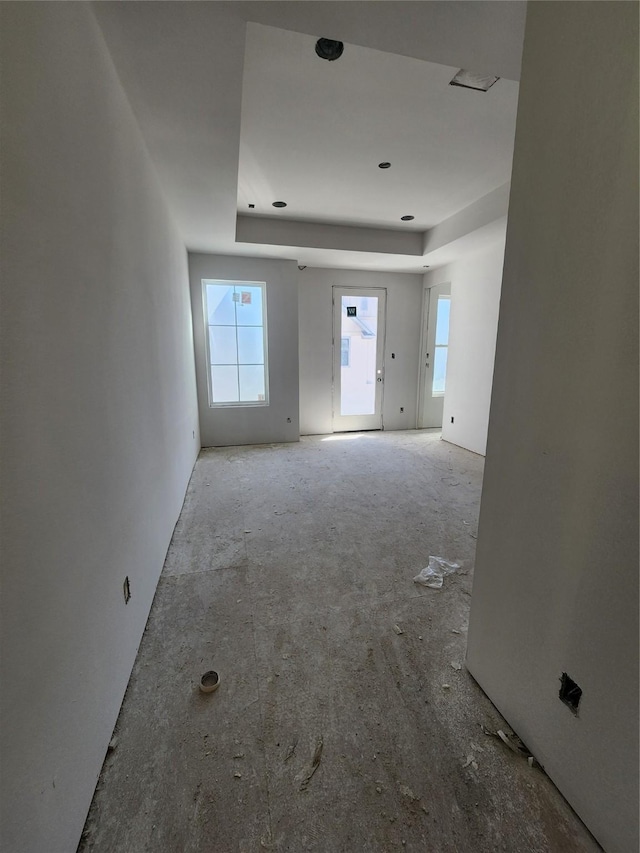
[236,185,510,260]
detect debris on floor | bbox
[441,683,451,690]
[298,737,324,791]
[393,624,404,635]
[283,739,298,763]
[413,556,461,589]
[440,476,460,487]
[450,662,462,671]
[481,724,542,768]
[462,755,479,770]
[199,670,220,694]
[399,783,420,802]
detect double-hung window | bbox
[203,280,268,406]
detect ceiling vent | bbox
[449,69,499,92]
[315,38,344,62]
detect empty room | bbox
[0,2,637,853]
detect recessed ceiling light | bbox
[378,162,391,169]
[272,201,287,208]
[401,215,415,221]
[449,69,499,91]
[315,38,344,62]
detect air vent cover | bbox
[450,69,499,92]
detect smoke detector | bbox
[315,38,344,61]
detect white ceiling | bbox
[239,24,519,231]
[93,1,526,272]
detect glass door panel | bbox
[333,287,386,432]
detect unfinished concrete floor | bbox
[80,431,599,853]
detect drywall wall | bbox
[237,215,423,256]
[467,4,639,853]
[0,5,199,852]
[298,268,422,434]
[422,183,509,255]
[425,238,505,456]
[189,254,300,446]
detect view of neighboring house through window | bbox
[341,337,350,367]
[432,295,450,396]
[203,280,268,406]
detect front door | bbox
[332,287,387,432]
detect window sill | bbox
[209,401,270,409]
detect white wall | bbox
[0,5,199,852]
[236,215,423,257]
[298,268,423,435]
[425,239,505,455]
[467,4,638,853]
[189,254,300,447]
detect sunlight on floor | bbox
[321,433,370,442]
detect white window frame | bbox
[202,279,269,408]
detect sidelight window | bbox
[432,295,450,396]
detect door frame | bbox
[417,281,451,429]
[332,286,387,432]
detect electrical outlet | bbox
[123,576,131,604]
[400,407,404,413]
[451,416,455,424]
[287,417,292,423]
